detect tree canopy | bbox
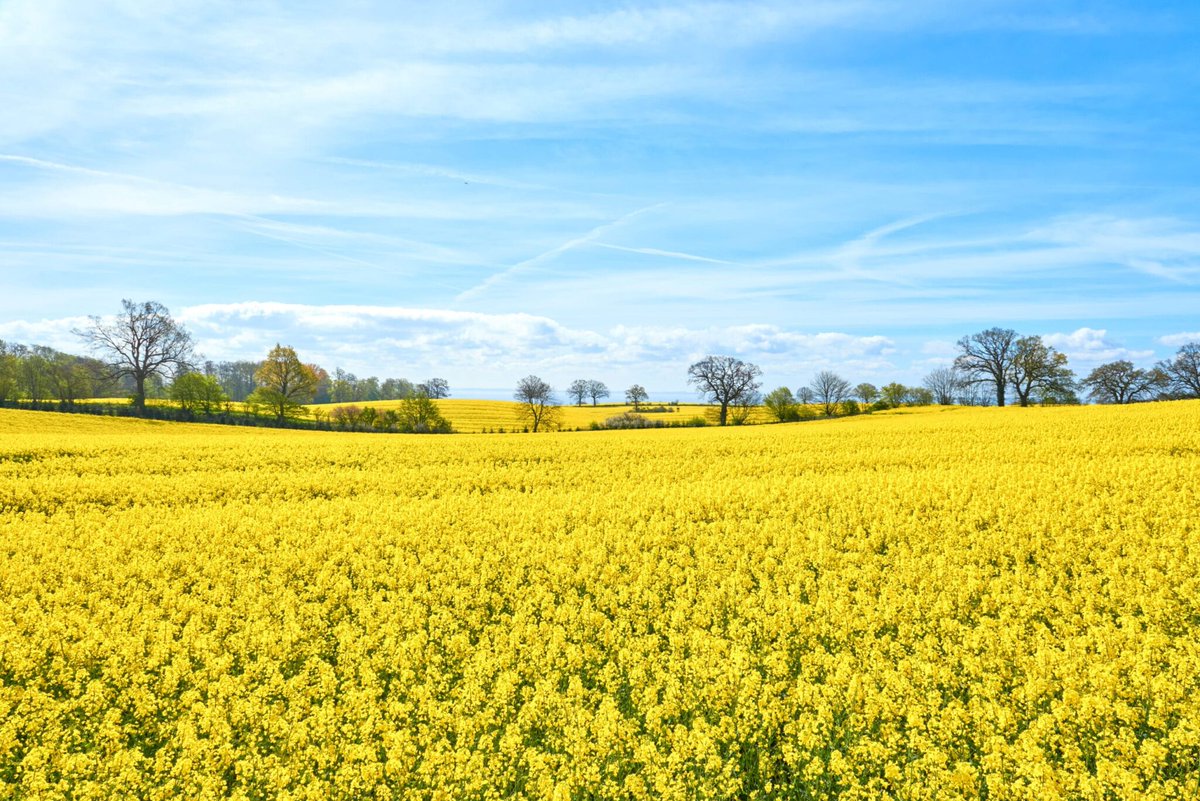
[1082,361,1167,404]
[687,355,762,426]
[250,344,319,421]
[954,327,1018,407]
[514,375,559,432]
[74,299,194,409]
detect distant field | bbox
[2,403,1198,798]
[62,397,772,430]
[308,398,775,431]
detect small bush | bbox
[602,412,665,429]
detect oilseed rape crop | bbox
[1,402,1198,799]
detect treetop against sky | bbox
[0,0,1197,390]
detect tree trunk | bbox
[995,383,1006,407]
[719,402,728,426]
[134,373,147,409]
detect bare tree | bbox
[796,387,815,405]
[586,379,610,406]
[1159,342,1200,398]
[1081,361,1168,404]
[954,327,1018,407]
[810,370,851,416]
[1009,336,1074,407]
[514,375,559,432]
[625,384,649,411]
[687,355,762,426]
[729,388,762,425]
[74,299,194,409]
[568,379,590,406]
[922,367,964,405]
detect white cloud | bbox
[0,314,93,352]
[1042,327,1155,365]
[1159,332,1200,348]
[151,302,898,386]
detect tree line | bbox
[0,300,453,433]
[5,304,1199,433]
[514,329,1200,431]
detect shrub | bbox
[602,412,665,430]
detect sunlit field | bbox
[309,398,774,431]
[2,403,1198,799]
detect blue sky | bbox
[1,0,1198,396]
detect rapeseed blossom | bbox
[0,403,1197,799]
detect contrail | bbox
[455,202,668,302]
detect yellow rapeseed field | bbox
[1,402,1198,800]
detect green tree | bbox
[1010,336,1074,407]
[330,369,359,403]
[880,382,908,407]
[214,360,259,402]
[763,386,799,422]
[854,382,879,405]
[397,392,452,433]
[171,372,229,414]
[906,387,934,406]
[417,378,450,399]
[0,341,19,402]
[47,351,98,404]
[249,344,318,421]
[381,377,415,400]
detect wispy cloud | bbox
[455,203,668,302]
[1,1,1198,380]
[591,243,736,265]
